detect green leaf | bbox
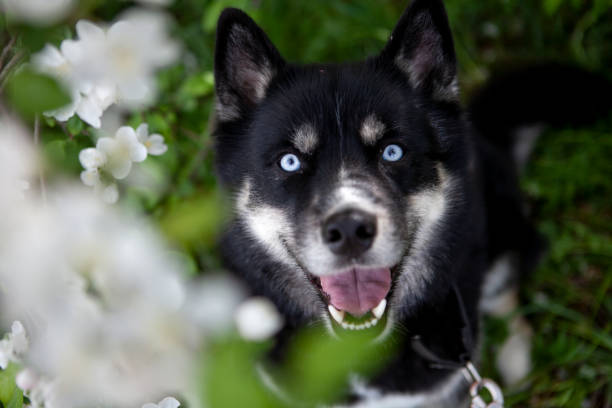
[203,338,284,408]
[160,192,227,248]
[180,72,215,98]
[543,0,565,15]
[66,116,84,135]
[0,363,21,406]
[6,68,71,118]
[6,387,23,408]
[280,328,396,404]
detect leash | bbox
[410,282,505,408]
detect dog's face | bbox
[214,0,468,336]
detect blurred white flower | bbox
[0,118,244,407]
[16,368,39,391]
[79,147,107,170]
[31,11,178,127]
[0,321,29,369]
[14,179,31,200]
[63,13,179,107]
[0,339,11,369]
[136,123,168,155]
[0,0,74,26]
[235,297,284,341]
[0,118,37,208]
[19,374,60,408]
[78,124,169,203]
[142,396,181,408]
[97,126,148,179]
[0,186,196,407]
[32,44,117,128]
[184,276,245,335]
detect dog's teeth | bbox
[328,305,345,324]
[372,299,387,319]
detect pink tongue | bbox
[320,268,391,317]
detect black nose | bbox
[322,209,377,257]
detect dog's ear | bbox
[380,0,458,101]
[214,8,285,122]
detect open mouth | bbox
[311,267,392,331]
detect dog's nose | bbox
[322,209,377,257]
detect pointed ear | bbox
[214,8,285,122]
[380,0,458,102]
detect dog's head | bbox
[213,0,471,337]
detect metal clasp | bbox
[462,362,504,408]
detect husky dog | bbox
[211,0,610,406]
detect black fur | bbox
[211,0,611,404]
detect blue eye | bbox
[382,144,404,162]
[280,153,301,172]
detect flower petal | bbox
[235,297,283,341]
[80,169,100,187]
[96,137,116,156]
[9,321,28,355]
[31,44,66,70]
[109,158,132,180]
[136,123,149,143]
[118,77,154,104]
[102,183,119,204]
[59,39,85,65]
[75,20,106,43]
[130,142,148,163]
[90,84,117,111]
[45,90,80,122]
[158,397,181,408]
[146,134,168,155]
[75,94,104,128]
[114,126,136,144]
[79,148,106,169]
[0,339,10,370]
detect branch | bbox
[0,35,16,69]
[34,115,47,203]
[0,50,24,91]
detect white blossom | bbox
[61,13,178,107]
[0,321,29,369]
[79,148,107,170]
[16,368,39,391]
[0,339,11,369]
[0,0,74,26]
[77,124,168,203]
[0,118,244,407]
[0,118,37,207]
[235,297,284,341]
[0,186,196,407]
[96,126,148,179]
[32,45,116,128]
[142,396,181,408]
[31,11,178,127]
[136,123,168,156]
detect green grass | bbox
[482,121,612,407]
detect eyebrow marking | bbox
[292,123,318,154]
[360,114,386,146]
